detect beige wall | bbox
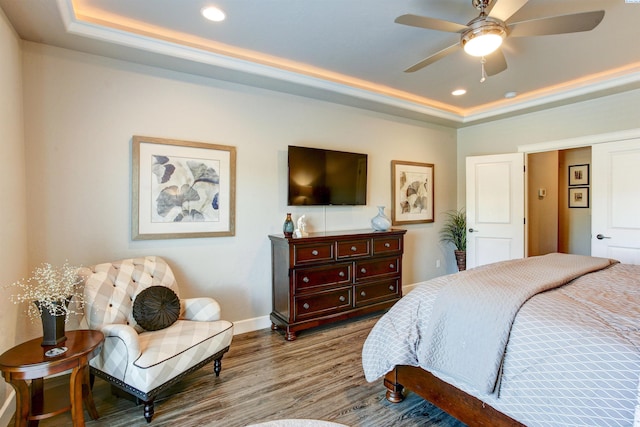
[19,42,458,338]
[0,7,26,423]
[526,147,593,258]
[558,147,592,255]
[527,150,559,256]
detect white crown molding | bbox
[463,68,640,125]
[57,0,465,126]
[57,0,640,127]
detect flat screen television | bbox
[288,145,367,206]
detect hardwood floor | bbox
[23,314,466,427]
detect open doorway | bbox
[527,146,592,257]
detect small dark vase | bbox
[283,213,294,238]
[35,299,70,346]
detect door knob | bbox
[468,228,478,233]
[596,234,611,240]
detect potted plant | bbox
[439,208,467,271]
[5,261,84,346]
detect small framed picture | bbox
[568,187,589,208]
[568,164,589,186]
[391,160,434,225]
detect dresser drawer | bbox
[336,238,371,259]
[373,235,402,255]
[294,288,352,321]
[355,256,401,281]
[355,279,400,307]
[293,263,352,293]
[293,242,334,265]
[269,229,406,340]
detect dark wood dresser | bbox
[269,228,407,340]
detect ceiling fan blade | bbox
[508,10,605,37]
[484,49,508,76]
[404,43,460,73]
[395,14,468,33]
[487,0,529,23]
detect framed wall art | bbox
[132,136,236,240]
[569,164,589,186]
[391,160,434,225]
[568,187,589,208]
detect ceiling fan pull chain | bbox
[480,56,487,83]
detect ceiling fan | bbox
[395,0,605,81]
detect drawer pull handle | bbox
[311,250,319,256]
[303,277,310,283]
[389,285,395,291]
[303,303,310,310]
[338,271,345,277]
[360,268,367,274]
[351,246,357,252]
[360,291,366,297]
[339,296,346,302]
[389,263,395,269]
[384,242,391,248]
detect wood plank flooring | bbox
[20,314,466,427]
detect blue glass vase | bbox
[371,206,391,231]
[283,213,295,237]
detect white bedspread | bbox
[362,256,640,426]
[423,253,615,393]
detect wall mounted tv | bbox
[288,145,367,206]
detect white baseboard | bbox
[231,315,272,335]
[0,388,15,427]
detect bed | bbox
[362,253,640,427]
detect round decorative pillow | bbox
[133,286,180,331]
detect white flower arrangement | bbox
[6,261,84,322]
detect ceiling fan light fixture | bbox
[463,32,503,56]
[461,18,506,57]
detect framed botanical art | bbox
[132,136,236,240]
[391,160,435,225]
[569,164,589,186]
[568,187,589,208]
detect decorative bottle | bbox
[371,206,391,231]
[283,213,295,237]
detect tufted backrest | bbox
[81,256,181,331]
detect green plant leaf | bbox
[439,208,467,251]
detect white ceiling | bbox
[1,0,639,126]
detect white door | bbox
[592,139,640,264]
[466,153,525,269]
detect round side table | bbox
[0,329,104,427]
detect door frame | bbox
[517,129,640,154]
[517,128,640,259]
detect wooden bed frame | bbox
[384,365,525,427]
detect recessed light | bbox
[504,91,518,99]
[452,89,467,96]
[202,6,226,22]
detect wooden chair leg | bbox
[143,399,154,423]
